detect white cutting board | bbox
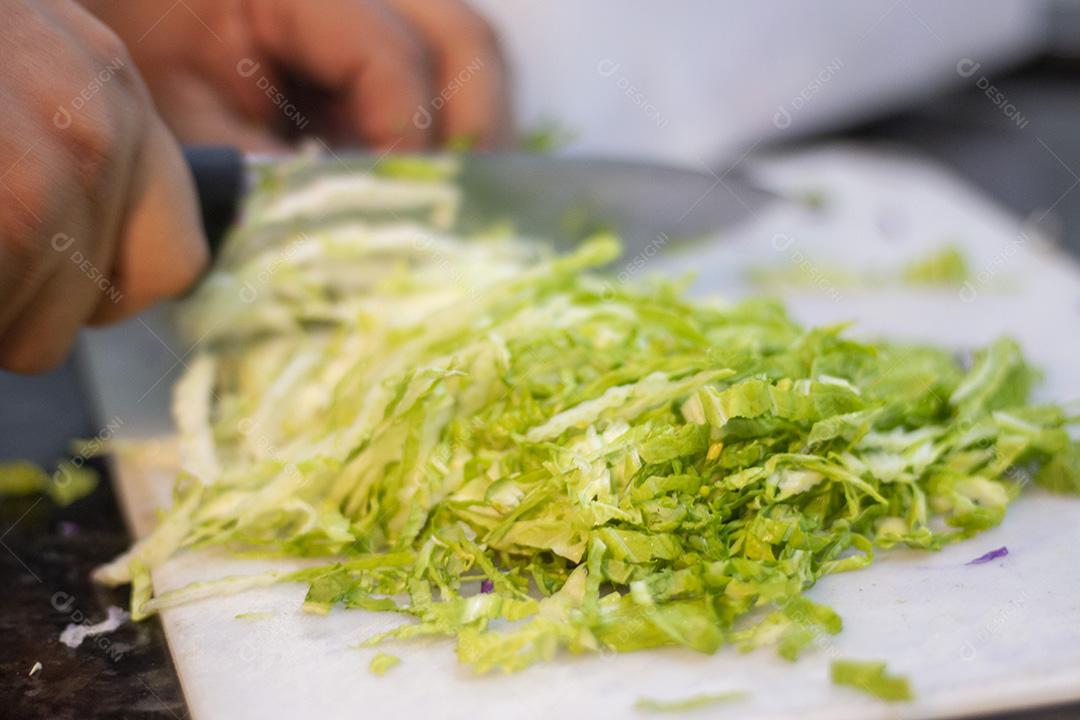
[81,145,1080,720]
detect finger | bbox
[0,236,107,373]
[0,2,141,372]
[88,113,209,325]
[85,0,291,151]
[384,0,511,148]
[152,75,291,154]
[0,184,109,373]
[0,122,117,373]
[244,0,434,149]
[0,130,66,339]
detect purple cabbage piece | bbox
[480,579,495,593]
[966,546,1008,565]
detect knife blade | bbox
[182,146,774,260]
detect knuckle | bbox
[46,57,148,196]
[82,23,134,73]
[0,170,57,267]
[61,110,125,194]
[74,23,147,119]
[55,96,144,200]
[65,107,118,159]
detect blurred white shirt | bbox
[467,0,1050,165]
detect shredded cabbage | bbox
[100,157,1080,681]
[368,652,401,676]
[831,659,914,702]
[633,690,746,713]
[0,460,98,507]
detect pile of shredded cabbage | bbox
[97,157,1080,674]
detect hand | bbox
[0,0,208,373]
[83,0,511,151]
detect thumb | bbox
[88,114,210,325]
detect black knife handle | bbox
[183,145,244,258]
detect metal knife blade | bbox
[183,146,774,258]
[456,154,772,257]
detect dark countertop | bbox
[0,455,184,719]
[2,58,1080,720]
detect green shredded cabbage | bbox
[520,120,576,154]
[748,243,975,292]
[98,157,1080,681]
[0,462,47,497]
[901,244,971,286]
[0,460,98,507]
[368,652,401,676]
[831,659,914,702]
[633,690,746,713]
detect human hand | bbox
[83,0,511,152]
[0,0,208,373]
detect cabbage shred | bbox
[98,157,1080,675]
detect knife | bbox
[182,145,774,260]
